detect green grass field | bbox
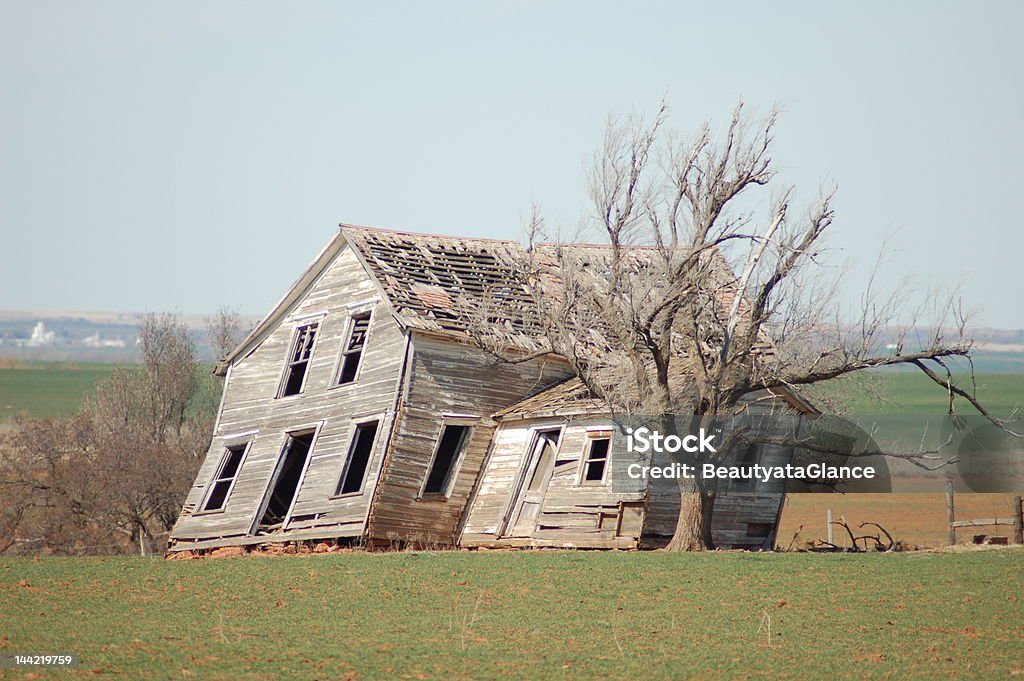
[2,551,1021,680]
[0,362,117,421]
[0,366,1021,679]
[844,371,1024,418]
[0,361,221,423]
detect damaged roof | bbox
[218,223,546,373]
[494,374,818,422]
[342,225,545,349]
[217,223,780,386]
[492,377,604,420]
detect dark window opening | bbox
[423,425,471,496]
[338,313,371,385]
[732,445,759,492]
[746,522,773,538]
[280,323,319,397]
[336,421,379,495]
[202,443,247,512]
[256,431,315,532]
[582,436,610,482]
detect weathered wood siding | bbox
[170,246,406,549]
[461,417,643,549]
[465,396,803,550]
[366,333,572,546]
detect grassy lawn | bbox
[1,550,1022,680]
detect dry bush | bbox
[0,313,217,555]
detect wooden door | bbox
[507,430,560,537]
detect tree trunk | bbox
[665,481,716,551]
[638,411,719,551]
[662,411,718,551]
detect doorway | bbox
[506,429,561,537]
[253,430,315,534]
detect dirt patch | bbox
[779,493,1022,549]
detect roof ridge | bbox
[339,222,520,245]
[341,224,710,251]
[538,241,713,251]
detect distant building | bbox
[82,332,127,349]
[25,321,56,347]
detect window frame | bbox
[332,309,374,388]
[577,430,612,486]
[331,416,383,498]
[197,439,253,514]
[276,318,323,399]
[418,418,477,500]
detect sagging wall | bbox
[461,416,644,549]
[365,332,573,546]
[170,246,406,550]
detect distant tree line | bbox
[0,309,245,555]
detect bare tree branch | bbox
[456,99,1014,550]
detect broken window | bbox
[337,313,371,385]
[201,442,249,512]
[731,444,760,492]
[279,322,319,397]
[256,431,315,532]
[422,424,472,497]
[580,434,611,483]
[335,420,379,495]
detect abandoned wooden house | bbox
[168,224,816,553]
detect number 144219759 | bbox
[3,654,79,667]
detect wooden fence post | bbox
[1014,496,1023,545]
[946,481,956,546]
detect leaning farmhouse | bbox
[168,224,816,553]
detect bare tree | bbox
[469,102,1015,551]
[0,313,214,555]
[206,305,245,363]
[85,313,211,553]
[81,313,200,447]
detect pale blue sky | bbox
[2,2,1022,327]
